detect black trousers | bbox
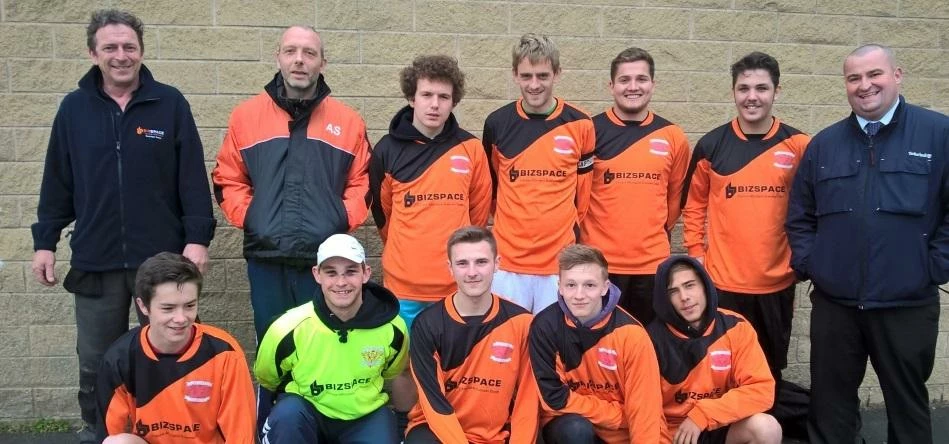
[67,269,145,431]
[716,284,796,376]
[808,289,938,444]
[609,273,656,325]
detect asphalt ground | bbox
[0,406,946,443]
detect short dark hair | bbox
[730,51,780,88]
[667,262,697,287]
[135,252,203,307]
[447,226,497,260]
[87,9,144,52]
[558,244,608,279]
[400,55,466,105]
[610,47,655,80]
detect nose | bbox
[858,76,871,91]
[172,308,187,323]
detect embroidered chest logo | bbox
[490,341,514,363]
[597,347,618,371]
[361,346,385,368]
[710,350,732,371]
[450,155,471,174]
[184,380,212,403]
[553,135,575,155]
[649,138,670,156]
[136,127,165,140]
[773,151,795,169]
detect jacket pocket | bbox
[877,155,931,216]
[815,160,858,216]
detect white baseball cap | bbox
[317,234,366,266]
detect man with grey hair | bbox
[30,9,215,443]
[787,44,948,443]
[212,24,371,435]
[482,33,594,314]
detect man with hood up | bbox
[649,256,781,444]
[254,234,410,443]
[529,244,664,443]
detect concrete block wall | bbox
[0,0,946,421]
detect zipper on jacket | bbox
[857,133,877,308]
[112,111,129,269]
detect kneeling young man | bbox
[649,256,781,444]
[406,226,538,443]
[96,252,255,444]
[254,234,410,444]
[529,244,664,443]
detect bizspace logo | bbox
[136,126,165,140]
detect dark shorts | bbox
[716,284,795,373]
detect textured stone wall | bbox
[0,0,946,420]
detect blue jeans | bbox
[262,393,399,444]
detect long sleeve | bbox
[687,323,776,431]
[785,140,819,281]
[368,147,393,242]
[32,108,75,251]
[528,320,624,430]
[665,131,692,230]
[621,330,666,443]
[509,319,540,444]
[343,130,372,231]
[253,321,297,392]
[382,320,410,379]
[575,121,595,224]
[211,115,253,229]
[409,321,468,444]
[175,95,216,245]
[928,132,949,284]
[217,348,257,444]
[468,140,493,227]
[482,122,499,206]
[95,349,133,441]
[682,143,711,258]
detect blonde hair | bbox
[558,244,608,279]
[512,33,560,73]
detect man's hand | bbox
[182,243,209,274]
[673,418,702,444]
[32,250,58,286]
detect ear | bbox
[774,84,782,101]
[312,266,322,284]
[361,264,372,284]
[894,67,903,85]
[135,298,149,317]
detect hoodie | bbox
[254,281,409,420]
[368,105,492,302]
[529,281,665,443]
[648,256,774,440]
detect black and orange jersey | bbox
[682,118,810,293]
[96,324,256,444]
[483,98,595,275]
[529,284,665,443]
[370,107,492,302]
[408,294,537,444]
[581,109,691,274]
[649,256,775,441]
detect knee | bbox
[734,413,782,444]
[547,414,596,442]
[103,433,148,444]
[266,393,314,430]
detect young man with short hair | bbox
[682,52,809,385]
[649,256,780,444]
[529,244,664,443]
[254,234,410,444]
[96,252,255,444]
[369,54,492,331]
[581,47,691,325]
[483,34,595,314]
[406,226,537,443]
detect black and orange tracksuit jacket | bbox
[483,99,595,275]
[648,256,775,442]
[212,73,371,262]
[96,324,256,443]
[581,109,691,275]
[408,294,538,444]
[529,283,665,443]
[682,118,809,293]
[370,106,492,302]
